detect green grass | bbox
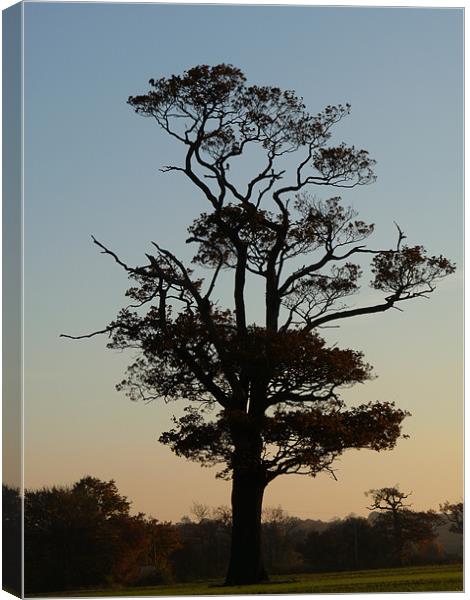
[35,564,463,596]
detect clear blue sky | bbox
[21,2,462,520]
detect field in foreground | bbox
[34,564,463,596]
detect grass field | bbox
[39,564,463,596]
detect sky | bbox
[17,2,463,522]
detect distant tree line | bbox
[2,478,463,594]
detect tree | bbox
[63,64,454,584]
[366,486,440,565]
[24,477,149,592]
[366,486,411,566]
[439,501,463,534]
[190,502,212,523]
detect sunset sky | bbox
[20,2,462,522]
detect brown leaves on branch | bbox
[234,328,372,402]
[128,64,371,192]
[160,401,409,482]
[130,64,247,117]
[187,204,281,271]
[109,307,372,409]
[372,246,455,299]
[292,195,375,252]
[312,144,375,186]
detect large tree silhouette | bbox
[63,65,454,584]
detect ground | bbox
[32,564,463,596]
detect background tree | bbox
[24,477,149,593]
[190,502,212,523]
[366,486,411,566]
[439,501,463,535]
[366,486,440,566]
[63,64,454,584]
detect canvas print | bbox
[3,2,464,596]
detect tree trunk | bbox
[225,469,268,585]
